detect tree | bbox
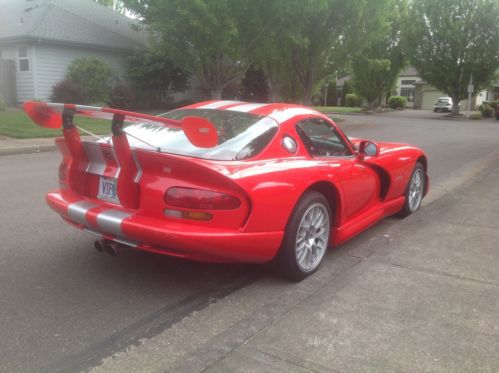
[128,48,189,106]
[257,0,391,105]
[66,57,117,104]
[352,0,407,109]
[123,0,270,99]
[93,0,125,13]
[403,0,499,114]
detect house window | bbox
[18,46,30,72]
[400,87,415,102]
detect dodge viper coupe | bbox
[24,100,429,280]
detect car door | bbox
[295,117,379,219]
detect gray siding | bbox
[0,44,35,103]
[34,44,129,102]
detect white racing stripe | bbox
[268,107,320,124]
[196,100,240,109]
[227,103,269,113]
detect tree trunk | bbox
[210,88,223,100]
[301,82,313,106]
[451,95,460,115]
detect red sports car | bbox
[24,100,428,280]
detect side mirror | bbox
[358,140,379,158]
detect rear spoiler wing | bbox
[23,101,218,209]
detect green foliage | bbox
[486,100,499,110]
[352,0,406,109]
[345,93,363,107]
[93,0,125,13]
[108,84,135,109]
[479,103,494,117]
[123,0,263,99]
[388,95,407,109]
[240,65,269,102]
[340,80,354,107]
[128,48,189,107]
[50,79,85,103]
[0,96,6,111]
[66,57,117,104]
[352,58,392,109]
[402,0,499,114]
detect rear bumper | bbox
[46,191,283,263]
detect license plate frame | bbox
[98,177,120,204]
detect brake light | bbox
[165,187,241,210]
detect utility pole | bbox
[466,74,473,117]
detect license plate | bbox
[98,177,120,204]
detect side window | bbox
[296,118,351,157]
[18,46,29,72]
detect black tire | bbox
[399,162,425,217]
[274,191,331,281]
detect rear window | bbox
[123,109,278,161]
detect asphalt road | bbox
[0,111,498,372]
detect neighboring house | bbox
[0,0,147,104]
[393,66,420,108]
[337,66,491,110]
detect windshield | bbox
[122,109,278,161]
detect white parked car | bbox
[433,97,453,112]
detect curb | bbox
[0,144,57,156]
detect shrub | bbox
[345,93,362,107]
[388,95,407,109]
[108,83,135,109]
[0,96,6,111]
[67,57,117,104]
[485,100,499,110]
[479,103,494,117]
[469,112,482,120]
[50,79,86,103]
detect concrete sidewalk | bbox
[0,136,57,156]
[92,155,499,372]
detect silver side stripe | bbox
[131,150,143,183]
[67,201,98,226]
[227,103,269,112]
[84,142,109,176]
[197,100,240,109]
[96,210,132,237]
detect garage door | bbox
[422,90,445,110]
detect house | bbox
[0,0,147,105]
[337,65,491,110]
[393,66,420,108]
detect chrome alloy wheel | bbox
[408,168,424,212]
[295,203,330,272]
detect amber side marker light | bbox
[164,209,213,221]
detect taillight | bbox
[165,187,241,210]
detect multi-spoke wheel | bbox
[400,162,425,217]
[274,191,331,281]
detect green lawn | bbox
[314,106,363,114]
[0,110,111,138]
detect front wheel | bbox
[274,191,331,281]
[399,162,425,217]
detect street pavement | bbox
[0,111,498,372]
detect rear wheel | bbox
[399,162,425,217]
[274,191,331,281]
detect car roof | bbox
[177,100,328,124]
